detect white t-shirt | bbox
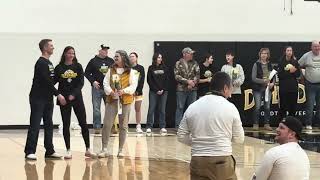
[254,142,310,180]
[177,94,245,156]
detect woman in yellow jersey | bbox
[98,50,138,158]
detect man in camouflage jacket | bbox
[174,47,200,128]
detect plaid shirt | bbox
[174,58,200,91]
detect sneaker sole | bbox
[45,156,62,159]
[64,156,72,160]
[117,154,124,158]
[98,154,108,158]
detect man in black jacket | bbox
[85,45,114,133]
[25,39,65,160]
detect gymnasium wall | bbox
[0,0,319,125]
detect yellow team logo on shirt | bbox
[61,70,77,79]
[99,65,109,75]
[61,70,77,83]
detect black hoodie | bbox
[54,62,84,105]
[84,55,114,89]
[147,64,169,92]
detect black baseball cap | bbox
[281,116,303,140]
[100,44,110,50]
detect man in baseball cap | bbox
[100,44,110,50]
[84,44,114,133]
[253,116,310,180]
[181,47,195,54]
[277,116,303,142]
[174,47,200,128]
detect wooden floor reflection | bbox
[1,129,320,180]
[24,157,189,180]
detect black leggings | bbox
[279,91,298,121]
[60,98,90,150]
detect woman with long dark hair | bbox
[54,46,94,159]
[221,50,245,119]
[99,50,138,158]
[145,53,169,134]
[129,52,145,133]
[278,46,300,121]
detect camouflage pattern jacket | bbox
[174,58,200,91]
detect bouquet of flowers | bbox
[112,74,121,95]
[284,63,294,71]
[204,70,212,81]
[231,67,239,81]
[112,74,122,114]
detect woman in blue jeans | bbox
[146,53,169,134]
[251,48,275,131]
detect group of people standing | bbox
[24,39,170,160]
[23,38,319,180]
[251,41,320,131]
[175,41,320,133]
[174,47,245,129]
[176,41,320,179]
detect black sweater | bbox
[147,64,169,92]
[278,58,300,93]
[198,63,218,97]
[84,56,114,88]
[29,57,59,100]
[54,62,84,105]
[132,64,145,96]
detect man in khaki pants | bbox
[178,72,245,180]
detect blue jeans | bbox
[175,91,197,128]
[146,91,168,129]
[253,89,271,125]
[305,81,320,126]
[92,87,106,129]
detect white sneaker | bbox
[160,128,167,135]
[306,125,312,130]
[98,149,108,158]
[71,122,81,130]
[64,150,72,159]
[85,149,97,158]
[146,128,152,133]
[117,150,124,158]
[136,127,143,133]
[26,154,37,160]
[45,152,63,159]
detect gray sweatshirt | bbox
[298,51,320,83]
[221,64,245,94]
